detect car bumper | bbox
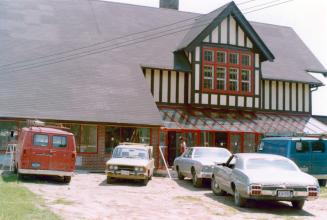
[198,171,212,179]
[18,169,73,177]
[244,190,318,201]
[106,170,148,180]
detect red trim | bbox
[201,48,254,96]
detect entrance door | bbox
[244,133,256,152]
[230,134,241,153]
[49,135,71,171]
[215,132,228,148]
[167,131,177,166]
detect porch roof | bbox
[159,107,327,135]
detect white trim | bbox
[178,72,185,104]
[18,169,73,176]
[162,70,168,102]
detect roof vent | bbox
[160,0,179,10]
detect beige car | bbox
[105,143,155,185]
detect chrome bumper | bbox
[18,169,73,177]
[198,171,212,179]
[105,170,148,180]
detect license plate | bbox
[277,190,292,198]
[31,162,40,168]
[121,170,130,175]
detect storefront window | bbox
[200,132,213,147]
[230,134,241,153]
[64,124,81,152]
[0,121,18,151]
[244,133,256,152]
[80,125,97,153]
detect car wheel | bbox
[142,177,149,186]
[211,176,225,196]
[63,176,71,184]
[107,176,114,184]
[234,188,247,207]
[318,179,327,187]
[292,200,305,210]
[192,169,202,188]
[176,167,184,180]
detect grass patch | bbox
[0,172,60,220]
[52,198,74,206]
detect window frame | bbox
[201,48,254,96]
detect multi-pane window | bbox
[217,67,226,90]
[229,68,239,91]
[217,51,226,63]
[203,65,214,89]
[241,70,251,92]
[242,54,251,66]
[202,48,253,95]
[229,53,239,65]
[204,50,214,62]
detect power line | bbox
[242,0,292,11]
[1,0,295,73]
[0,0,258,70]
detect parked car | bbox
[174,147,231,187]
[211,153,319,209]
[14,126,76,183]
[258,137,327,186]
[105,143,154,185]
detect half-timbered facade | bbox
[1,0,326,170]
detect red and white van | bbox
[14,126,76,183]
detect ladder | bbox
[1,143,16,171]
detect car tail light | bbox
[308,186,318,197]
[250,184,262,195]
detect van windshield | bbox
[112,147,148,160]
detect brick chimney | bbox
[159,0,179,10]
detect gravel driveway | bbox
[22,172,327,220]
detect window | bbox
[201,48,253,95]
[241,70,251,92]
[80,125,97,153]
[216,67,226,90]
[33,134,48,147]
[53,136,67,148]
[295,141,309,153]
[312,141,325,152]
[203,65,214,89]
[217,51,226,63]
[204,50,214,62]
[242,54,251,66]
[229,68,239,91]
[0,121,18,151]
[229,53,239,65]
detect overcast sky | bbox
[105,0,327,115]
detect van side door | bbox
[291,140,311,173]
[310,140,327,176]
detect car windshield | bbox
[245,158,298,171]
[193,148,230,159]
[112,147,148,160]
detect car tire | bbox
[192,169,202,188]
[107,176,114,184]
[63,176,71,184]
[211,176,225,196]
[234,188,247,207]
[318,179,327,187]
[292,200,305,210]
[142,177,149,186]
[176,167,184,180]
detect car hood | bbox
[244,169,317,186]
[194,157,229,166]
[106,158,148,167]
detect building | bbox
[1,0,327,170]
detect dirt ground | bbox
[21,172,327,220]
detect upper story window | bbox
[202,48,254,95]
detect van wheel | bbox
[63,176,71,184]
[318,179,326,187]
[292,200,305,210]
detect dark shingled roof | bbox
[0,0,325,125]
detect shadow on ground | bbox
[204,192,315,218]
[99,177,148,187]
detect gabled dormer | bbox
[177,1,274,109]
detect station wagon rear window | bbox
[33,134,48,147]
[53,136,67,148]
